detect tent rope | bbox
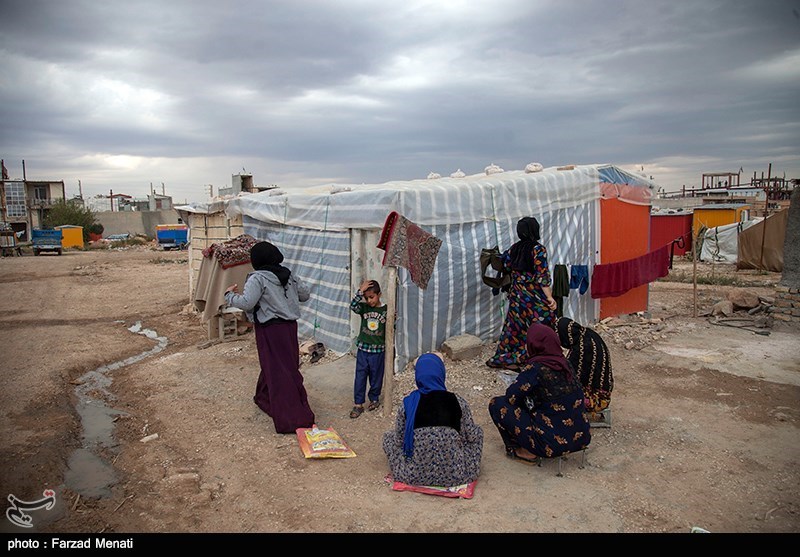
[489,188,507,320]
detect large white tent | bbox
[223,164,655,371]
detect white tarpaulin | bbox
[700,218,761,263]
[219,164,655,370]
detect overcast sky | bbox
[1,0,799,204]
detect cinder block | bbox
[440,334,484,361]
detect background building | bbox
[1,160,65,241]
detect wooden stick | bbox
[383,267,397,413]
[113,494,134,513]
[759,163,772,270]
[692,230,698,318]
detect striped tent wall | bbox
[243,203,597,373]
[243,216,354,354]
[392,204,597,372]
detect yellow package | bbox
[296,425,356,459]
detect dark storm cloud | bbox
[1,0,798,199]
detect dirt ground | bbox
[0,246,798,535]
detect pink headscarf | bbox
[526,323,571,374]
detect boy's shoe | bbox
[367,400,380,412]
[349,405,364,419]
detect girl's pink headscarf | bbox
[526,322,571,374]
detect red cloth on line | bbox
[590,244,670,299]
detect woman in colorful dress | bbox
[556,316,614,416]
[488,323,591,462]
[383,353,483,487]
[486,216,557,370]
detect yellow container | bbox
[692,204,750,237]
[55,225,84,248]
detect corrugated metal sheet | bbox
[599,198,650,319]
[651,213,692,255]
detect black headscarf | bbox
[509,217,541,271]
[556,317,613,393]
[250,241,291,287]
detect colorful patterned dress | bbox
[486,243,556,369]
[488,362,591,458]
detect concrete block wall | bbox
[95,210,181,237]
[185,211,244,301]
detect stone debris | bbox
[140,433,159,443]
[727,289,760,310]
[711,300,734,317]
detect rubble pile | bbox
[595,315,675,351]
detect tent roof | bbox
[224,163,656,232]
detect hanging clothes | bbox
[552,264,570,318]
[569,265,590,295]
[590,245,670,299]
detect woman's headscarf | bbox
[509,216,541,272]
[556,317,613,392]
[402,353,447,459]
[250,241,291,287]
[525,322,571,375]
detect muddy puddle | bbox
[64,321,167,499]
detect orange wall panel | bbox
[599,198,650,319]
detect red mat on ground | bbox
[384,474,476,499]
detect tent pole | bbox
[692,230,698,318]
[759,163,771,270]
[383,266,397,413]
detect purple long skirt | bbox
[253,320,315,433]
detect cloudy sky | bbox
[1,0,799,204]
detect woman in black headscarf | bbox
[556,317,613,417]
[225,241,316,433]
[486,217,557,371]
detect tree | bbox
[42,200,98,242]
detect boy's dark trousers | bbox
[354,349,385,404]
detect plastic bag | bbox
[296,426,356,459]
